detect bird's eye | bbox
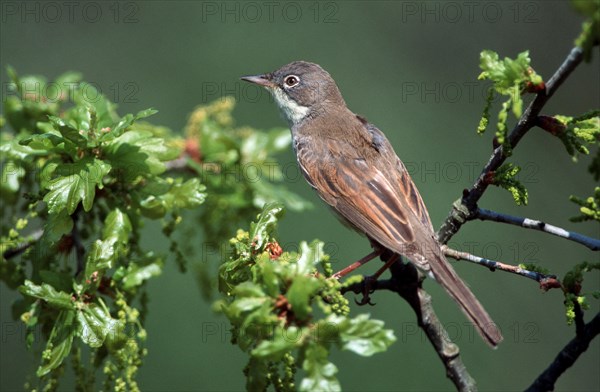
[284,75,300,88]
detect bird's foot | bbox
[354,275,377,306]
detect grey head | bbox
[241,61,346,126]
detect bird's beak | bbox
[240,74,275,88]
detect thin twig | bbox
[437,46,585,245]
[525,312,600,392]
[474,208,600,251]
[441,246,561,291]
[2,229,44,259]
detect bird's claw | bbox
[354,275,377,306]
[354,296,376,306]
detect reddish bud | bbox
[185,137,202,163]
[265,241,283,260]
[539,277,562,291]
[483,171,496,185]
[537,116,566,136]
[524,81,546,94]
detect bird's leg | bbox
[371,253,400,280]
[331,249,381,279]
[355,254,400,306]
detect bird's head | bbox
[241,61,345,126]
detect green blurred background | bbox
[1,1,599,391]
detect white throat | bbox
[270,87,310,126]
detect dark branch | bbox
[71,214,86,276]
[343,260,478,392]
[525,312,600,392]
[474,208,600,251]
[573,301,585,337]
[2,229,44,259]
[437,46,585,245]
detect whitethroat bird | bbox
[241,61,503,347]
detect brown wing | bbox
[294,133,434,269]
[363,120,433,229]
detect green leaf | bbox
[54,71,83,89]
[295,240,325,275]
[258,257,282,298]
[300,344,340,392]
[249,202,285,251]
[104,129,179,176]
[19,280,74,310]
[85,240,115,280]
[109,114,137,137]
[37,310,76,377]
[479,50,542,94]
[338,314,396,356]
[162,178,206,208]
[287,275,320,322]
[251,326,301,360]
[0,136,46,161]
[85,209,132,278]
[120,258,163,290]
[135,108,158,120]
[227,297,267,319]
[234,281,267,298]
[43,157,111,214]
[102,208,132,242]
[108,108,158,138]
[139,178,206,218]
[39,270,73,293]
[19,133,64,151]
[478,50,544,142]
[75,93,117,131]
[114,252,163,288]
[76,303,125,348]
[43,210,74,244]
[245,357,269,392]
[48,116,87,148]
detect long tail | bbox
[427,250,503,347]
